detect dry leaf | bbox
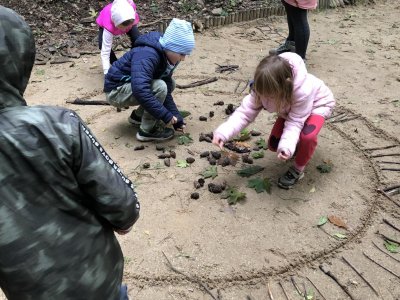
[235,141,251,148]
[328,215,348,229]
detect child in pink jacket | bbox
[96,0,140,74]
[269,0,317,59]
[213,52,335,189]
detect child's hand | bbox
[212,134,225,150]
[277,149,290,161]
[172,116,186,132]
[169,116,178,125]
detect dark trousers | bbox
[98,25,141,65]
[281,0,310,59]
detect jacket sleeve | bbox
[72,113,140,231]
[130,49,174,124]
[214,93,262,142]
[277,52,313,157]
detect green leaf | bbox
[177,133,193,145]
[317,216,328,226]
[247,177,271,194]
[237,165,265,177]
[201,166,218,179]
[222,186,246,205]
[255,138,268,150]
[234,128,251,141]
[176,160,190,168]
[316,161,333,173]
[251,151,264,159]
[333,233,347,239]
[306,289,314,300]
[179,110,191,118]
[384,240,399,253]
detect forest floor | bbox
[2,0,400,299]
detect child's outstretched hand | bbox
[277,149,290,161]
[212,133,225,150]
[170,116,186,132]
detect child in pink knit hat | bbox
[96,0,140,74]
[213,53,335,189]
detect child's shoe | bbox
[269,40,296,56]
[278,166,304,189]
[128,110,142,125]
[136,127,174,142]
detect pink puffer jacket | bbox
[283,0,318,10]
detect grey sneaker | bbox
[269,40,296,55]
[278,166,304,189]
[128,110,142,125]
[136,126,175,142]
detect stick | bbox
[239,80,250,94]
[341,256,380,296]
[381,168,400,171]
[370,153,400,158]
[377,188,400,208]
[382,184,400,193]
[319,264,356,300]
[176,77,218,89]
[377,231,400,244]
[267,282,274,300]
[372,240,400,263]
[377,161,400,165]
[305,276,327,300]
[364,145,398,151]
[330,115,360,123]
[362,251,400,280]
[383,218,400,233]
[278,281,291,300]
[290,276,304,297]
[66,98,110,105]
[161,251,219,300]
[140,17,172,27]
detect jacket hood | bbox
[134,31,164,55]
[0,6,35,109]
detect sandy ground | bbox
[3,1,400,299]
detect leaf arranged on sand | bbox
[233,128,251,141]
[384,240,399,253]
[251,151,264,159]
[317,216,328,226]
[333,233,347,239]
[179,110,191,118]
[247,177,271,194]
[328,215,348,229]
[316,160,333,173]
[255,138,268,150]
[177,133,193,145]
[201,165,218,179]
[176,160,190,168]
[237,165,264,177]
[221,186,246,205]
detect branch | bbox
[176,77,218,89]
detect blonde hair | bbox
[253,55,293,113]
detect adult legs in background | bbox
[281,0,310,59]
[127,25,141,47]
[98,27,118,64]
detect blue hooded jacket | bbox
[104,32,181,125]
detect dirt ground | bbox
[3,0,400,299]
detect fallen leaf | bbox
[177,133,193,145]
[221,186,246,205]
[255,138,268,150]
[309,186,316,193]
[328,215,348,229]
[317,216,328,226]
[247,177,271,194]
[176,160,189,168]
[251,151,264,159]
[237,165,265,177]
[384,240,399,253]
[201,165,218,179]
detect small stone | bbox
[191,192,200,200]
[199,116,207,121]
[156,145,165,151]
[169,150,176,159]
[164,158,171,167]
[213,100,224,106]
[211,151,221,159]
[208,183,222,193]
[200,151,210,158]
[209,111,215,118]
[134,145,145,151]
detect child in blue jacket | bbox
[104,18,195,141]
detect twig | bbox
[161,251,219,300]
[239,80,250,94]
[267,282,274,300]
[302,282,308,300]
[290,276,304,297]
[382,184,400,194]
[330,115,360,123]
[364,145,398,151]
[383,218,400,233]
[305,276,327,300]
[319,264,356,300]
[377,188,400,208]
[381,168,400,171]
[66,98,110,105]
[278,281,291,300]
[362,251,400,280]
[377,161,400,165]
[377,231,400,244]
[372,240,400,263]
[140,17,172,27]
[341,256,380,297]
[176,77,218,89]
[370,153,400,158]
[234,81,241,93]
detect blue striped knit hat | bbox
[159,18,195,55]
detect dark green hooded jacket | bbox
[0,6,140,299]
